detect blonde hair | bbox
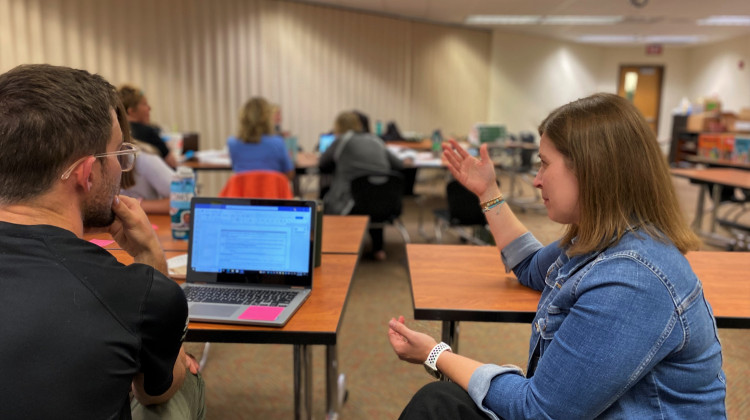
[333,111,363,136]
[238,97,273,143]
[538,93,700,255]
[117,84,145,114]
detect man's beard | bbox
[82,163,120,229]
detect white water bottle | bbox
[170,166,195,240]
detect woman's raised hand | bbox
[442,140,500,201]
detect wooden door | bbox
[617,65,664,134]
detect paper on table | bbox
[167,253,188,279]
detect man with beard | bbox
[0,64,205,419]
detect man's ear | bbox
[71,156,97,192]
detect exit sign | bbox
[646,44,662,55]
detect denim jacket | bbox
[467,232,727,419]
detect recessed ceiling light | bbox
[697,15,750,26]
[577,34,703,44]
[644,35,702,44]
[542,15,624,25]
[465,15,541,25]
[577,35,637,43]
[465,15,624,26]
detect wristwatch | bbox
[423,342,452,379]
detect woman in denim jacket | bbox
[388,93,726,419]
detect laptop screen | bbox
[187,197,316,287]
[318,133,336,153]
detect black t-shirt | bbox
[0,222,188,419]
[130,121,170,158]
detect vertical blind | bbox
[1,0,490,194]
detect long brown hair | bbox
[538,93,700,255]
[237,97,273,143]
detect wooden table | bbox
[407,244,750,354]
[182,151,319,172]
[685,155,750,170]
[670,168,750,245]
[104,214,367,420]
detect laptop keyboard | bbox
[183,286,298,307]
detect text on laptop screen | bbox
[191,203,312,276]
[318,134,336,153]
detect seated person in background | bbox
[320,111,403,261]
[121,139,175,214]
[387,93,725,419]
[227,97,295,179]
[118,84,178,168]
[0,64,205,419]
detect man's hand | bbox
[387,316,438,365]
[109,195,167,274]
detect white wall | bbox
[488,30,691,146]
[598,46,690,145]
[488,31,603,137]
[687,34,750,113]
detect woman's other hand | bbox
[388,316,438,364]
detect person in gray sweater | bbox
[319,111,403,260]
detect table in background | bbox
[685,155,750,170]
[670,167,750,246]
[407,244,750,354]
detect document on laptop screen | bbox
[191,203,312,276]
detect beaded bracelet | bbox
[480,195,505,213]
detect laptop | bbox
[181,197,317,327]
[318,133,336,153]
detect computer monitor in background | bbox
[476,124,507,143]
[318,133,336,153]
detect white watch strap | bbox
[424,342,452,370]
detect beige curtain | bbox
[1,0,490,194]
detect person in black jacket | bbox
[119,84,178,168]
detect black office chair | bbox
[433,180,493,245]
[346,172,410,244]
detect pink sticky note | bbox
[238,306,285,321]
[151,224,159,230]
[90,239,114,247]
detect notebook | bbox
[318,133,336,153]
[181,197,317,327]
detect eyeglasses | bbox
[60,142,139,180]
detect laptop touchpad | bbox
[190,304,237,317]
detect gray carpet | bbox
[187,172,749,419]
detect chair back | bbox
[446,180,486,226]
[519,131,536,172]
[349,173,404,222]
[219,170,293,199]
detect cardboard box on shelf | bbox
[733,120,750,133]
[687,113,709,132]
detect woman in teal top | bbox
[227,97,294,178]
